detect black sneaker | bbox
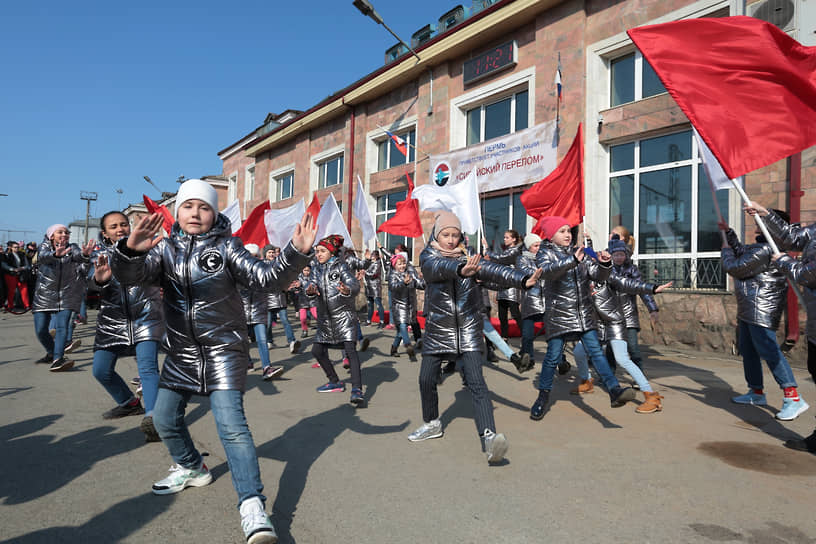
[301,330,308,338]
[530,390,550,420]
[557,359,571,375]
[102,399,145,419]
[610,386,637,407]
[358,337,370,352]
[141,416,161,442]
[390,345,400,357]
[35,353,53,364]
[510,353,530,373]
[406,344,417,362]
[49,357,74,372]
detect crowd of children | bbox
[20,178,816,544]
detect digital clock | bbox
[463,41,517,85]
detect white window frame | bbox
[376,128,417,172]
[609,49,669,107]
[365,116,417,176]
[227,171,238,203]
[269,163,296,203]
[310,145,345,192]
[450,66,535,150]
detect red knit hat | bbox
[532,216,570,240]
[317,234,344,255]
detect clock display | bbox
[463,41,517,85]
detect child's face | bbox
[437,227,461,250]
[612,251,627,266]
[177,199,215,235]
[528,241,541,254]
[395,258,407,272]
[102,213,130,242]
[315,245,331,264]
[302,266,311,276]
[265,249,275,260]
[550,225,572,247]
[51,228,70,247]
[503,231,516,247]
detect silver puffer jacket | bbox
[388,266,425,325]
[342,251,370,272]
[309,257,361,344]
[485,243,522,303]
[32,237,91,313]
[591,273,657,342]
[763,211,816,336]
[612,256,658,330]
[292,271,316,309]
[536,241,611,340]
[112,213,311,394]
[92,241,164,350]
[420,242,529,355]
[264,258,288,310]
[516,250,545,319]
[721,231,787,330]
[364,259,383,298]
[242,288,269,326]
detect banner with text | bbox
[428,119,558,193]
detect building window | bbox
[245,166,255,201]
[466,89,528,146]
[275,172,294,201]
[228,173,237,202]
[378,129,416,171]
[482,190,528,249]
[608,129,729,289]
[375,190,414,259]
[318,155,344,189]
[610,51,666,107]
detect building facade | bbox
[217,0,815,359]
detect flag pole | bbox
[376,124,430,158]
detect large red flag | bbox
[234,200,271,247]
[143,195,174,234]
[377,171,423,238]
[628,16,816,180]
[520,124,583,227]
[306,193,320,222]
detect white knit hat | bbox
[524,233,542,249]
[244,243,260,256]
[175,179,219,218]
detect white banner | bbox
[412,171,482,234]
[353,175,377,244]
[315,193,355,249]
[264,198,305,248]
[221,200,241,233]
[429,120,558,193]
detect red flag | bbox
[521,124,583,227]
[628,16,816,180]
[234,200,271,247]
[377,173,423,238]
[143,195,174,234]
[306,193,320,223]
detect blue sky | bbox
[0,0,459,241]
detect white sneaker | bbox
[483,429,508,464]
[239,496,277,544]
[152,462,212,495]
[289,340,301,354]
[407,420,443,442]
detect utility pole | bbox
[80,191,98,244]
[115,188,123,209]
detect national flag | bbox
[555,54,562,101]
[521,123,584,228]
[353,176,377,244]
[628,16,816,180]
[234,200,271,247]
[221,199,241,233]
[315,193,354,249]
[411,170,482,234]
[264,198,305,248]
[143,195,174,234]
[384,129,408,157]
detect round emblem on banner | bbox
[433,162,451,187]
[329,272,340,282]
[199,249,224,274]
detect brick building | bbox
[216,0,815,358]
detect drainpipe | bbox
[346,103,355,233]
[784,152,803,350]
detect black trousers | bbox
[418,351,495,435]
[808,340,816,385]
[497,299,522,338]
[312,341,362,390]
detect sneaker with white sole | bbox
[289,340,301,354]
[152,462,212,495]
[262,366,284,381]
[776,398,809,421]
[239,496,277,544]
[483,429,509,464]
[64,339,81,353]
[732,391,767,405]
[408,420,443,442]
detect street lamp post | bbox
[80,191,98,244]
[352,0,421,62]
[115,188,123,210]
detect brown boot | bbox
[636,391,664,413]
[570,378,594,395]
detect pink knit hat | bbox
[390,252,408,268]
[532,216,570,241]
[46,224,69,239]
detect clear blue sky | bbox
[0,0,458,241]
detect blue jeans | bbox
[483,317,514,358]
[93,341,160,415]
[367,296,385,323]
[521,314,544,359]
[392,322,412,347]
[153,388,265,507]
[738,319,797,390]
[67,312,77,341]
[268,308,295,344]
[252,323,271,369]
[574,338,652,392]
[625,327,643,365]
[538,330,619,391]
[34,309,72,360]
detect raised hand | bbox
[127,213,164,252]
[81,239,95,257]
[525,267,543,288]
[654,280,673,293]
[403,273,412,284]
[292,212,317,254]
[364,248,371,259]
[94,253,112,284]
[459,254,482,277]
[598,249,611,263]
[744,200,769,217]
[338,281,350,296]
[305,284,319,296]
[54,241,70,257]
[574,246,585,262]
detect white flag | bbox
[315,193,355,249]
[694,127,741,191]
[221,200,242,234]
[412,171,482,234]
[264,198,305,248]
[353,176,376,244]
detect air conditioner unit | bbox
[439,5,466,32]
[411,24,436,49]
[748,0,795,32]
[385,43,408,64]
